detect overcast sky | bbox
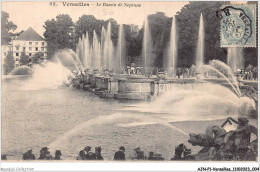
[2,1,189,36]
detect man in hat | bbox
[22,149,35,160]
[173,143,185,160]
[148,151,155,160]
[95,147,103,160]
[84,146,95,160]
[53,150,62,160]
[134,147,144,160]
[77,150,86,160]
[114,146,126,160]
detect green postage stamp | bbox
[217,4,256,47]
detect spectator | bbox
[22,149,35,160]
[114,146,126,160]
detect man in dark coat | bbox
[95,147,104,160]
[22,149,35,160]
[114,146,126,160]
[148,151,155,160]
[53,150,62,160]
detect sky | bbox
[2,1,189,37]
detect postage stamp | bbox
[217,4,256,47]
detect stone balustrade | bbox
[74,73,258,101]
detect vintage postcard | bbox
[1,1,259,171]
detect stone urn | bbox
[93,69,98,74]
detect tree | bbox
[124,24,142,65]
[244,48,258,67]
[10,30,24,38]
[1,11,17,45]
[43,14,74,59]
[3,52,15,74]
[19,51,29,66]
[148,12,171,67]
[32,52,44,64]
[74,15,102,44]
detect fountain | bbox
[103,22,114,70]
[81,34,85,67]
[209,60,242,96]
[75,43,79,66]
[227,47,244,71]
[203,64,241,97]
[78,37,83,66]
[196,13,204,66]
[72,14,256,103]
[75,23,124,73]
[52,49,82,73]
[19,49,75,90]
[68,49,84,72]
[92,30,101,70]
[142,16,152,70]
[101,26,106,69]
[11,66,33,75]
[117,24,125,72]
[166,16,177,76]
[90,38,95,70]
[24,60,74,90]
[83,32,90,69]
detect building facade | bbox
[2,27,47,67]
